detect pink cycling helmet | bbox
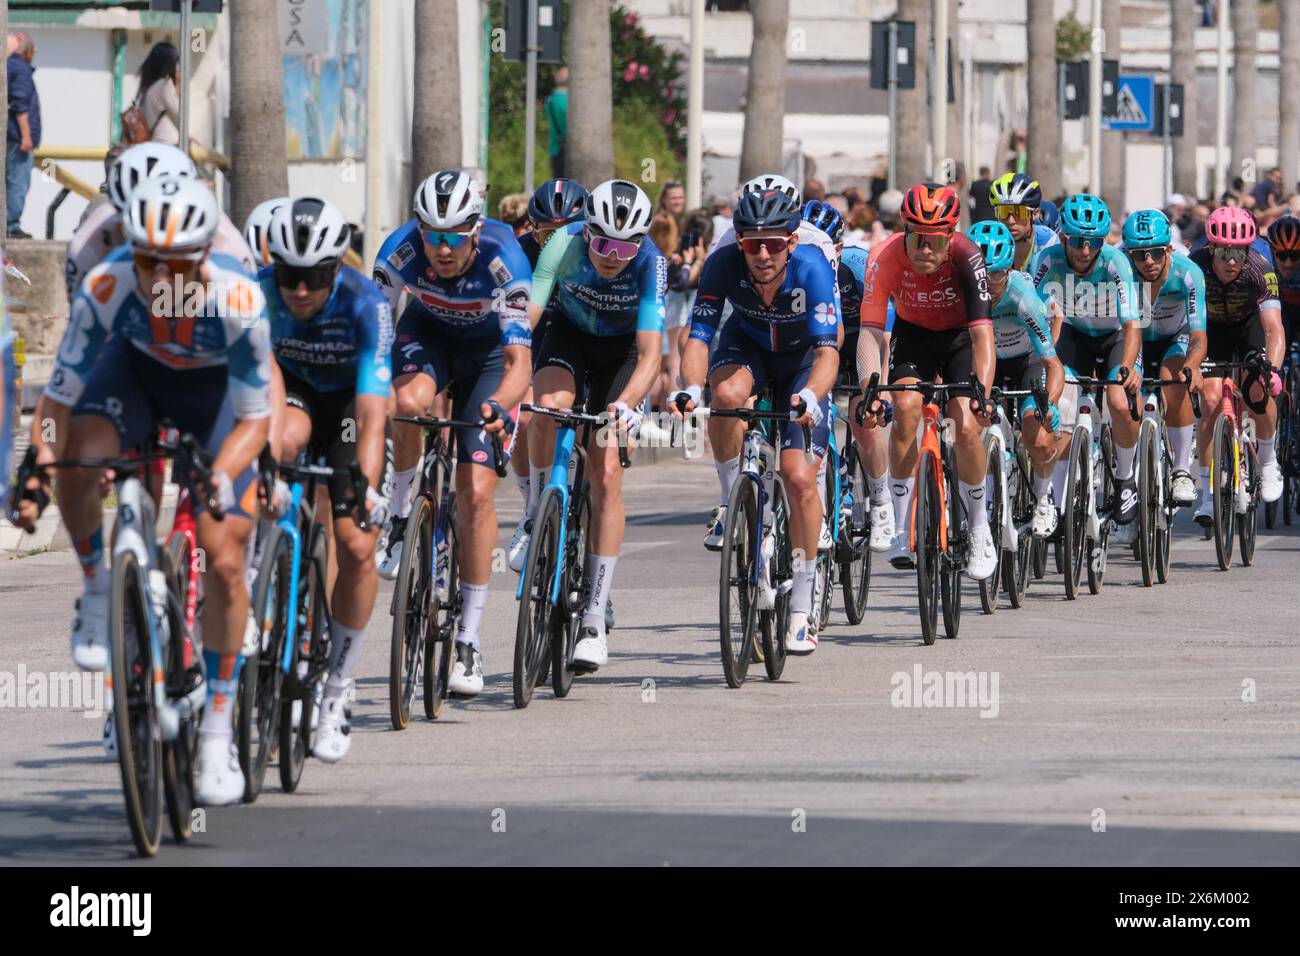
[1205,206,1257,247]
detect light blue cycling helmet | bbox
[1122,209,1172,249]
[1059,193,1112,238]
[966,220,1016,271]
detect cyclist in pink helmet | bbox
[1205,206,1257,247]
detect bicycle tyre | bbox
[428,494,459,713]
[279,526,327,793]
[763,478,791,679]
[160,541,197,843]
[390,496,432,729]
[719,476,759,687]
[1211,414,1236,571]
[940,457,963,640]
[915,451,941,646]
[979,444,1002,615]
[1062,427,1089,600]
[514,487,561,707]
[1239,441,1259,566]
[239,525,288,801]
[553,488,591,698]
[1135,426,1158,588]
[838,444,871,625]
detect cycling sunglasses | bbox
[132,249,205,273]
[585,229,642,261]
[1065,235,1106,252]
[1274,249,1300,262]
[737,235,792,257]
[904,231,951,252]
[421,227,476,249]
[1127,247,1168,263]
[1211,245,1248,264]
[994,204,1033,222]
[275,260,339,292]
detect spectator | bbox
[1005,130,1027,174]
[803,178,826,202]
[498,193,531,238]
[7,33,41,239]
[844,203,875,248]
[138,41,182,147]
[709,193,732,242]
[825,192,849,217]
[545,67,569,178]
[1164,192,1189,249]
[843,186,865,212]
[969,165,996,223]
[656,179,687,227]
[871,188,904,244]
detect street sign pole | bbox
[523,0,539,192]
[1162,82,1171,207]
[1088,0,1102,193]
[888,20,898,191]
[179,0,191,154]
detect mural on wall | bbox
[283,0,366,160]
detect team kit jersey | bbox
[1190,245,1281,364]
[66,203,257,299]
[1016,223,1060,273]
[1276,265,1300,343]
[1033,243,1139,335]
[991,271,1055,361]
[859,231,992,333]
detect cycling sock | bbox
[514,473,531,509]
[1114,441,1137,481]
[1169,425,1195,472]
[529,462,547,517]
[75,528,107,590]
[1200,465,1211,493]
[326,620,365,693]
[582,554,617,632]
[867,471,888,505]
[455,582,489,651]
[200,649,244,739]
[1032,473,1052,497]
[716,456,740,507]
[1257,433,1277,466]
[960,480,989,529]
[791,567,816,615]
[1051,460,1069,512]
[817,455,828,513]
[390,466,418,520]
[890,476,915,535]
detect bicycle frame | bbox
[165,490,200,662]
[272,481,308,677]
[910,401,950,553]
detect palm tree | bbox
[1099,0,1123,212]
[739,0,789,182]
[1026,0,1061,199]
[411,0,462,183]
[1281,0,1300,194]
[894,0,930,187]
[567,0,614,186]
[229,0,289,227]
[1170,0,1199,198]
[1230,0,1258,189]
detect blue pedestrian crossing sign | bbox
[1103,75,1155,132]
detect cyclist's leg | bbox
[1101,329,1141,489]
[1196,324,1232,502]
[705,321,763,510]
[1160,334,1198,499]
[529,314,581,500]
[1241,314,1278,449]
[941,328,989,523]
[389,308,447,524]
[885,321,939,554]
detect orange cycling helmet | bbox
[901,182,961,234]
[1266,214,1300,253]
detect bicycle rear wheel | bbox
[514,487,561,707]
[1211,415,1236,571]
[239,526,288,801]
[279,526,327,793]
[160,541,198,843]
[1239,441,1259,566]
[719,476,759,687]
[109,549,163,857]
[838,444,871,624]
[979,445,1003,615]
[427,495,459,714]
[390,496,432,729]
[940,459,963,639]
[1136,427,1158,588]
[553,488,590,699]
[914,452,941,645]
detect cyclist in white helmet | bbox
[244,197,290,267]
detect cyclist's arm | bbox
[615,330,665,411]
[352,393,387,495]
[1260,266,1285,368]
[804,345,840,405]
[528,226,568,328]
[1110,254,1143,374]
[492,344,532,413]
[970,323,995,396]
[681,253,727,390]
[1021,286,1064,403]
[44,291,111,428]
[217,294,274,480]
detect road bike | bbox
[1132,372,1192,587]
[828,385,872,625]
[986,377,1052,611]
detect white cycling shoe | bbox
[240,607,260,658]
[70,590,110,672]
[818,519,834,552]
[1031,494,1058,538]
[703,506,726,551]
[313,688,353,764]
[784,611,817,655]
[1170,469,1197,505]
[573,627,608,672]
[507,517,531,572]
[448,642,484,696]
[1260,461,1283,503]
[376,517,407,581]
[868,503,895,553]
[965,525,998,581]
[886,531,913,569]
[195,734,245,806]
[1193,496,1214,527]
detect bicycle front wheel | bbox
[838,443,871,624]
[553,488,590,699]
[1136,426,1158,588]
[109,549,163,857]
[915,452,941,645]
[160,539,198,843]
[279,526,327,793]
[239,525,288,801]
[389,496,432,729]
[940,458,963,639]
[719,476,759,687]
[514,487,562,708]
[1239,440,1259,566]
[1062,427,1089,600]
[979,444,1003,615]
[1211,415,1236,571]
[428,494,459,715]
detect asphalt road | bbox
[3,453,1300,865]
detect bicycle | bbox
[389,414,505,727]
[829,384,872,626]
[1265,341,1300,527]
[513,403,628,706]
[986,377,1052,611]
[11,433,217,856]
[1194,356,1271,571]
[238,452,368,799]
[1132,372,1192,587]
[858,377,997,645]
[692,392,812,686]
[1057,373,1139,600]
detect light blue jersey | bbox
[992,271,1056,360]
[1033,243,1139,336]
[1137,251,1206,341]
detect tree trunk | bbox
[1099,0,1123,214]
[411,0,462,183]
[1277,0,1299,194]
[1230,0,1258,190]
[1026,0,1061,200]
[895,0,930,186]
[739,0,789,183]
[1170,0,1199,198]
[567,0,614,186]
[229,0,289,228]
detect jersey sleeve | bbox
[223,286,273,420]
[491,239,533,349]
[1017,282,1056,360]
[688,249,730,345]
[1106,251,1140,324]
[952,236,993,327]
[371,231,411,313]
[355,290,395,398]
[1256,255,1282,311]
[637,249,668,335]
[859,242,894,331]
[801,254,840,349]
[1184,261,1207,333]
[45,290,111,408]
[529,229,570,310]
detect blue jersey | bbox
[372,218,532,349]
[261,264,394,398]
[1136,252,1206,341]
[529,223,666,337]
[690,242,840,353]
[1033,243,1140,336]
[45,246,272,419]
[992,271,1056,361]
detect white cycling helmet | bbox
[267,197,351,268]
[244,197,289,266]
[741,173,801,205]
[585,180,653,241]
[413,169,484,229]
[122,175,219,252]
[106,142,198,213]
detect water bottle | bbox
[148,568,170,643]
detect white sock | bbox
[791,567,816,614]
[1051,459,1069,512]
[455,582,489,650]
[514,472,530,508]
[390,466,418,520]
[1114,441,1136,481]
[326,621,366,694]
[1169,425,1194,472]
[817,455,828,513]
[529,462,547,518]
[867,470,888,506]
[890,476,915,535]
[1032,473,1051,497]
[1200,464,1211,492]
[716,456,740,507]
[1257,433,1277,466]
[582,554,617,632]
[960,480,989,529]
